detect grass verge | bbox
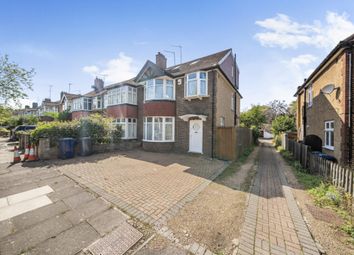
[217,146,255,180]
[278,147,354,241]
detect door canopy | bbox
[179,114,207,122]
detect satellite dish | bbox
[321,84,335,94]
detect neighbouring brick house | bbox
[295,34,354,166]
[38,98,61,116]
[24,49,241,157]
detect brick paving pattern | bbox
[238,144,319,255]
[59,150,226,224]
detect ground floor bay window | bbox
[112,118,137,139]
[143,117,174,142]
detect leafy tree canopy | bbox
[0,54,35,104]
[240,105,267,129]
[271,115,296,135]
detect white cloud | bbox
[288,54,317,68]
[82,52,137,83]
[255,12,354,49]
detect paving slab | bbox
[0,220,14,239]
[62,191,96,209]
[6,185,53,205]
[11,201,69,231]
[0,195,52,221]
[28,223,99,255]
[0,215,72,255]
[47,185,83,202]
[87,222,143,255]
[87,208,127,236]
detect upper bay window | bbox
[185,71,208,98]
[107,86,137,106]
[72,97,92,111]
[145,79,175,101]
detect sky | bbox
[1,0,354,110]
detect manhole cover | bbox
[87,222,143,255]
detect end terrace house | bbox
[61,49,242,157]
[295,34,354,166]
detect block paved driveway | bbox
[59,150,226,224]
[238,142,319,255]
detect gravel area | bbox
[165,147,259,255]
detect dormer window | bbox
[185,71,208,98]
[145,78,175,101]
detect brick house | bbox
[59,49,241,157]
[295,34,354,166]
[38,98,61,116]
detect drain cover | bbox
[87,223,143,255]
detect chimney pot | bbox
[156,52,167,69]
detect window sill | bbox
[142,139,175,143]
[184,95,209,101]
[121,137,137,140]
[323,146,334,151]
[144,99,176,102]
[106,103,138,107]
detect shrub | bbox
[58,110,71,121]
[0,127,10,137]
[30,114,121,146]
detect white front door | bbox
[189,119,203,153]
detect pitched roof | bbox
[294,33,354,96]
[104,78,139,90]
[62,92,81,100]
[42,100,60,106]
[166,49,232,77]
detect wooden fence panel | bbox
[284,137,353,195]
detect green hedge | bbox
[31,114,122,146]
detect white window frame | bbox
[185,71,208,98]
[106,86,137,107]
[144,79,175,101]
[112,118,137,139]
[308,85,313,107]
[72,97,92,111]
[324,120,334,150]
[143,116,175,142]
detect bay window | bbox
[72,97,92,111]
[106,86,137,106]
[144,117,175,142]
[324,121,334,150]
[144,79,175,100]
[185,71,208,98]
[112,118,137,139]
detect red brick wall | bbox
[71,111,90,120]
[143,101,176,116]
[106,105,138,118]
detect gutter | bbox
[211,70,216,158]
[348,51,353,164]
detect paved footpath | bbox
[238,143,319,255]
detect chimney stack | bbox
[32,102,38,108]
[94,77,104,91]
[156,52,167,69]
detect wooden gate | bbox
[216,127,236,161]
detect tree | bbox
[288,100,297,117]
[0,106,12,126]
[265,100,289,122]
[271,115,295,135]
[0,55,35,104]
[240,105,267,129]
